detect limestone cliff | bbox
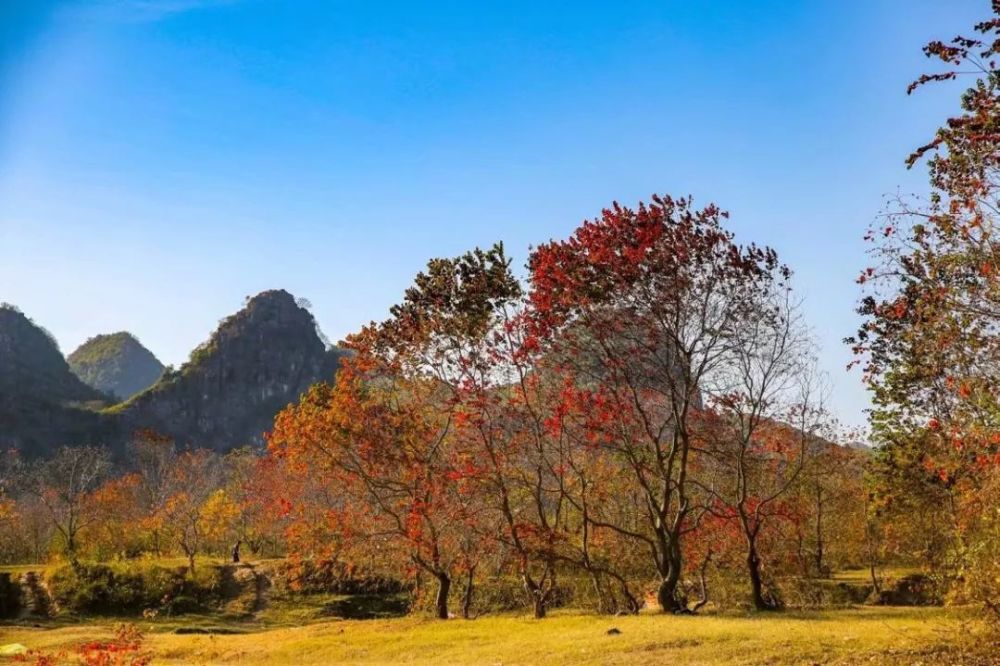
[116,290,344,451]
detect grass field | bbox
[1,563,993,664]
[1,605,993,665]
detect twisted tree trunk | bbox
[434,572,451,620]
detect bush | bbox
[46,562,227,615]
[874,573,943,606]
[462,575,529,614]
[957,469,1000,629]
[321,594,410,619]
[267,559,406,596]
[782,578,873,609]
[404,574,577,617]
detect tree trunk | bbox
[434,572,451,620]
[589,571,609,614]
[656,571,684,613]
[869,558,882,596]
[655,537,687,613]
[188,552,196,575]
[523,575,549,619]
[461,568,475,619]
[66,532,77,563]
[690,550,713,613]
[814,485,825,576]
[533,595,547,619]
[619,579,641,614]
[747,544,776,611]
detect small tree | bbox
[157,449,223,573]
[271,246,521,619]
[82,474,146,560]
[130,430,178,556]
[25,446,111,561]
[696,294,823,610]
[224,447,283,558]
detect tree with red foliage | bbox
[528,194,789,612]
[270,365,478,619]
[225,448,293,558]
[270,245,519,619]
[451,323,570,619]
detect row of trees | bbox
[0,204,882,619]
[266,200,872,618]
[0,433,283,572]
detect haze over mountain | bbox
[68,332,164,401]
[0,291,344,457]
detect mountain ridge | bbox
[0,291,344,456]
[115,289,345,450]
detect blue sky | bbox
[0,0,984,428]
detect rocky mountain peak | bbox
[119,290,343,451]
[68,331,164,401]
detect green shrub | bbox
[405,574,575,617]
[874,574,943,606]
[46,562,228,615]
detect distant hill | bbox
[115,289,345,451]
[0,304,113,456]
[0,292,345,457]
[0,304,107,405]
[68,332,164,401]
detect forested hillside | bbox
[68,332,164,400]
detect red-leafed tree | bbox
[269,246,520,619]
[527,194,790,612]
[224,448,292,559]
[451,322,571,619]
[273,366,484,619]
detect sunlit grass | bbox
[0,606,985,665]
[0,561,985,664]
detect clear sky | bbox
[0,0,984,429]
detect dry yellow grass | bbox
[0,606,989,665]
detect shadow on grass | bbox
[319,594,410,620]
